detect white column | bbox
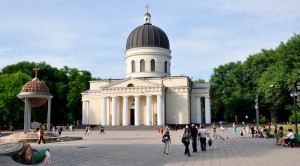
[205,96,211,124]
[157,95,163,125]
[24,98,28,133]
[102,97,107,126]
[162,96,165,125]
[146,95,152,125]
[47,98,51,132]
[86,101,90,124]
[107,98,110,126]
[134,96,140,126]
[196,96,202,124]
[28,106,31,132]
[112,96,119,126]
[123,96,129,126]
[82,101,85,124]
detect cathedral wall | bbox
[147,77,189,87]
[90,81,110,90]
[190,96,197,124]
[166,92,189,124]
[88,97,102,125]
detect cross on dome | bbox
[145,4,150,13]
[144,4,151,24]
[33,65,40,78]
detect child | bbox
[208,135,213,149]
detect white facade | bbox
[82,77,210,126]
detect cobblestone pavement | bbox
[0,127,299,166]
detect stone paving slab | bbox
[0,127,299,166]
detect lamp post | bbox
[290,84,298,134]
[255,94,259,127]
[269,85,276,122]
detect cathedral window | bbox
[131,60,135,72]
[140,59,145,72]
[151,59,155,71]
[164,61,168,73]
[127,83,134,87]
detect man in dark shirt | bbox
[190,124,198,152]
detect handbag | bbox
[181,136,189,143]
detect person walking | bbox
[190,124,198,152]
[84,125,89,135]
[212,122,217,138]
[232,122,237,135]
[162,131,171,155]
[251,124,255,137]
[199,124,207,151]
[100,125,105,134]
[37,125,45,144]
[182,128,191,157]
[87,125,92,135]
[57,125,63,136]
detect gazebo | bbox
[17,66,53,133]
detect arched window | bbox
[164,61,168,73]
[140,59,145,72]
[131,60,135,72]
[127,83,134,87]
[151,59,155,71]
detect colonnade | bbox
[82,95,212,126]
[195,96,211,124]
[99,95,165,126]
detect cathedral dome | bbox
[126,12,170,50]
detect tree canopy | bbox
[210,34,300,123]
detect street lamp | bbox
[269,85,276,122]
[255,94,259,127]
[290,84,298,134]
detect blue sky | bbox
[1,0,300,82]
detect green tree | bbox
[66,68,91,124]
[0,72,31,127]
[210,34,300,123]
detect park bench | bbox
[290,134,300,148]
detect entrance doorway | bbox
[130,109,135,125]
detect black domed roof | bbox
[126,23,170,50]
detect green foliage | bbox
[288,111,300,123]
[210,34,300,123]
[0,72,31,126]
[193,78,206,83]
[260,116,267,124]
[0,62,92,126]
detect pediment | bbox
[101,78,163,89]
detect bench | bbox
[290,134,300,148]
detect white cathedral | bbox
[81,8,211,126]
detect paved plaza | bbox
[0,127,299,166]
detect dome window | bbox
[164,61,168,73]
[140,59,145,72]
[151,59,155,71]
[131,60,136,72]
